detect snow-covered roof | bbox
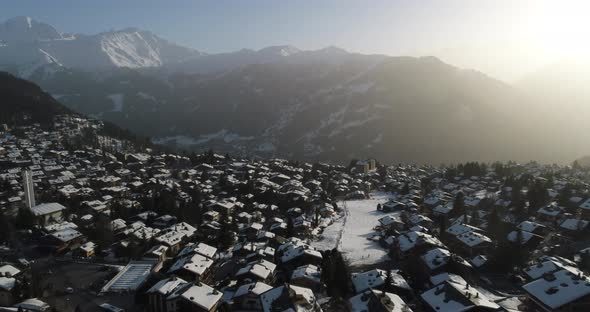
[517,220,544,233]
[14,298,51,311]
[446,223,479,236]
[421,248,451,270]
[470,255,488,268]
[155,222,196,246]
[168,253,214,276]
[291,264,321,284]
[579,198,590,210]
[101,260,155,293]
[524,260,563,280]
[147,277,187,295]
[260,284,316,312]
[429,272,464,286]
[349,289,412,312]
[507,230,539,245]
[0,264,21,277]
[49,228,83,243]
[0,276,15,291]
[421,275,499,312]
[233,282,273,298]
[30,202,65,216]
[178,242,218,259]
[236,259,276,280]
[560,218,589,231]
[351,269,409,293]
[455,231,491,247]
[523,269,590,310]
[177,282,223,311]
[280,243,322,264]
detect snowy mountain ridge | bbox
[0,16,203,72]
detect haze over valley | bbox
[1,16,587,164]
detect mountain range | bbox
[2,16,588,164]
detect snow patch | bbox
[136,92,156,101]
[313,192,395,267]
[256,142,275,152]
[347,82,374,94]
[107,93,124,112]
[154,130,254,146]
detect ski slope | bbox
[313,192,397,267]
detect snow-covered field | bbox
[312,192,397,267]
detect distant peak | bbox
[419,56,443,63]
[317,46,348,54]
[4,16,35,28]
[119,27,144,33]
[0,16,63,42]
[258,45,301,56]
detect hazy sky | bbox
[2,0,588,81]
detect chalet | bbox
[75,241,96,258]
[147,277,187,312]
[231,281,273,311]
[39,227,85,253]
[352,269,411,295]
[378,215,405,232]
[167,253,214,282]
[30,202,66,226]
[0,264,20,306]
[523,268,590,312]
[507,230,544,248]
[349,289,413,312]
[235,259,277,284]
[290,264,321,291]
[517,220,548,236]
[453,231,492,257]
[537,203,564,222]
[421,274,500,312]
[166,282,223,312]
[579,198,590,218]
[393,230,445,259]
[421,248,452,275]
[144,245,169,263]
[278,239,323,269]
[260,284,321,312]
[559,218,589,236]
[380,200,406,212]
[155,222,196,254]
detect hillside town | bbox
[2,115,590,312]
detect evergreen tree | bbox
[454,192,465,217]
[573,160,581,170]
[487,208,501,241]
[384,268,393,292]
[286,217,294,237]
[401,182,410,195]
[323,249,352,298]
[15,207,34,229]
[217,210,234,249]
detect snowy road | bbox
[312,192,397,267]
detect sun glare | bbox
[530,0,590,61]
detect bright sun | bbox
[529,0,590,60]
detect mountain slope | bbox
[0,71,73,125]
[2,16,583,163]
[0,17,203,73]
[25,54,556,163]
[517,59,590,162]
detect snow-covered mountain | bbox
[26,53,562,164]
[0,17,203,74]
[0,16,64,42]
[5,16,585,163]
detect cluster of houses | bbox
[1,114,590,311]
